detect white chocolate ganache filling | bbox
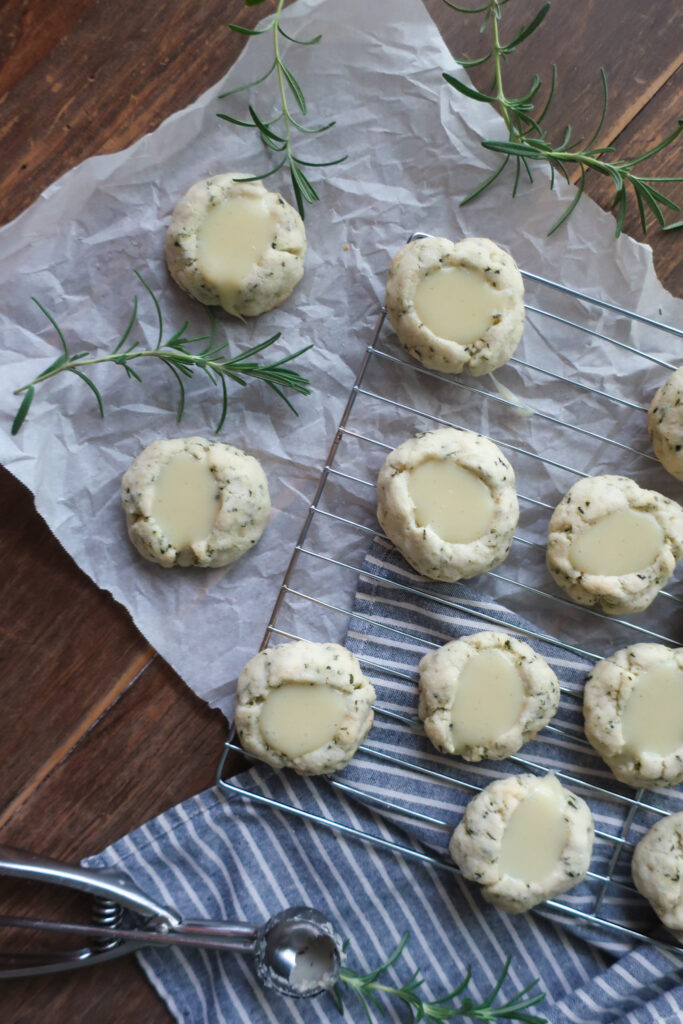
[197,194,277,312]
[568,508,664,576]
[413,265,502,346]
[621,661,683,757]
[450,649,525,750]
[497,775,568,884]
[259,684,348,759]
[150,452,220,551]
[407,459,494,544]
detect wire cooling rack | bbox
[218,235,683,955]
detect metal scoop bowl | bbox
[257,906,343,997]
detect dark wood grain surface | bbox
[0,1,681,1019]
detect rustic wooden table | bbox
[0,1,681,1019]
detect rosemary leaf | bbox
[114,295,138,354]
[295,153,347,168]
[461,156,510,204]
[280,62,307,114]
[443,72,497,104]
[287,115,336,135]
[248,104,286,143]
[456,54,491,68]
[547,164,585,235]
[234,159,287,182]
[227,23,266,36]
[32,298,69,356]
[218,61,277,99]
[443,1,491,12]
[278,26,322,46]
[69,368,105,418]
[216,112,262,129]
[505,3,550,50]
[11,386,35,436]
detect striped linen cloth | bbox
[86,538,683,1022]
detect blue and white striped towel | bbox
[86,539,683,1022]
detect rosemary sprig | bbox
[218,0,346,218]
[444,0,683,236]
[11,271,312,435]
[331,933,547,1023]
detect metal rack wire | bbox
[218,236,683,955]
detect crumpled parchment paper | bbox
[1,0,681,719]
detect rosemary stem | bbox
[490,1,511,133]
[272,0,292,163]
[13,349,172,395]
[501,141,683,183]
[13,344,307,397]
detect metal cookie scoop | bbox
[256,907,343,996]
[0,845,343,998]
